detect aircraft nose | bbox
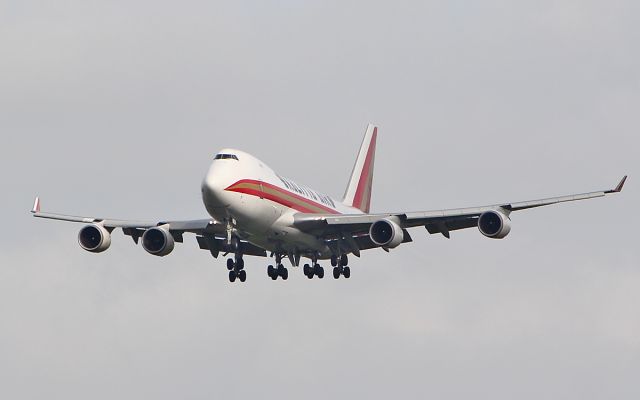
[201,165,231,209]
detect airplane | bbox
[31,124,627,283]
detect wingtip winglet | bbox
[31,196,40,214]
[607,175,627,193]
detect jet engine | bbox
[141,227,175,256]
[478,210,512,239]
[369,218,404,249]
[78,224,111,253]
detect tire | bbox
[230,236,240,252]
[303,264,311,276]
[315,264,324,279]
[340,254,348,267]
[330,256,338,267]
[238,270,246,282]
[267,265,275,278]
[236,258,245,270]
[333,267,340,279]
[226,258,235,270]
[281,268,289,280]
[343,266,351,279]
[229,270,237,282]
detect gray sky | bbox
[1,1,638,399]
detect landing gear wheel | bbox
[230,236,240,253]
[343,266,351,279]
[238,269,247,282]
[229,270,237,282]
[314,264,324,279]
[267,265,276,279]
[303,264,311,276]
[330,256,338,267]
[236,258,245,270]
[276,264,288,280]
[226,258,235,270]
[340,254,348,266]
[333,267,341,279]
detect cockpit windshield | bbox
[214,153,239,161]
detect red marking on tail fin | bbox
[350,127,376,213]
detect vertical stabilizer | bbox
[342,124,377,213]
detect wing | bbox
[294,176,627,246]
[30,198,267,257]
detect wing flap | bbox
[196,235,267,257]
[425,217,479,236]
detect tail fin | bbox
[342,124,377,213]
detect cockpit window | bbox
[214,153,239,160]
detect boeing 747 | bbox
[32,125,627,282]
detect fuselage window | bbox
[278,175,292,190]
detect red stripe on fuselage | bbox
[225,179,341,215]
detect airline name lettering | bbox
[277,175,336,208]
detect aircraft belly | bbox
[257,209,331,257]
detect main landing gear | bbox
[331,254,351,279]
[231,252,352,282]
[303,263,324,279]
[227,239,246,283]
[267,253,288,280]
[267,264,288,280]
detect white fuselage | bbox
[201,149,362,258]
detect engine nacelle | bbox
[369,218,404,249]
[141,227,175,256]
[478,210,512,239]
[78,224,111,253]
